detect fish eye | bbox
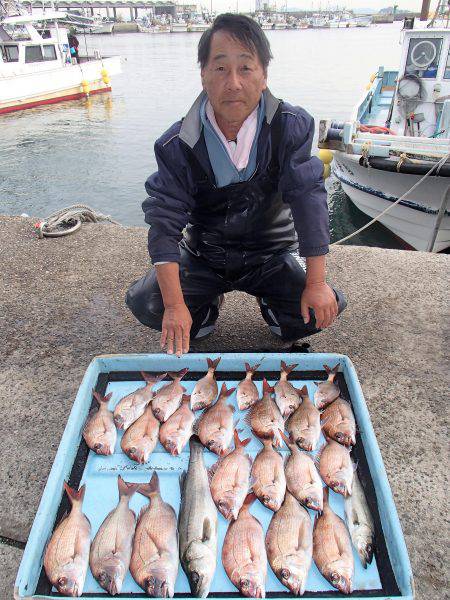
[331,571,340,583]
[240,578,250,589]
[281,568,290,580]
[57,577,67,587]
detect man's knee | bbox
[125,274,164,331]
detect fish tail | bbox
[181,394,191,404]
[92,390,112,405]
[262,378,274,395]
[141,371,168,384]
[63,482,86,507]
[207,357,221,370]
[219,382,236,398]
[297,385,308,397]
[281,361,298,375]
[138,471,160,499]
[234,429,251,448]
[242,491,257,511]
[245,362,261,374]
[118,475,140,499]
[168,368,189,380]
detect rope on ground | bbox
[332,151,450,246]
[35,204,121,239]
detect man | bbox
[127,13,346,356]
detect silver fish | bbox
[152,368,189,422]
[179,436,218,597]
[344,469,375,568]
[130,472,179,597]
[90,476,139,595]
[114,372,166,430]
[236,362,261,411]
[266,492,312,596]
[274,361,301,418]
[314,364,340,410]
[83,391,117,455]
[191,357,221,411]
[44,483,91,597]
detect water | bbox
[0,23,406,248]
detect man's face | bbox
[201,30,267,126]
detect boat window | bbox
[25,45,43,63]
[43,45,57,61]
[1,44,19,62]
[405,37,442,79]
[444,48,450,79]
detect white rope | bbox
[35,204,121,239]
[331,152,450,246]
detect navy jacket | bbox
[143,89,329,262]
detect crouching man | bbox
[127,13,346,356]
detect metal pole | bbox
[426,184,450,252]
[420,0,431,21]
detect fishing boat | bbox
[319,10,450,252]
[0,5,121,115]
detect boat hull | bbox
[333,152,450,252]
[0,55,120,114]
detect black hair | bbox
[198,13,272,72]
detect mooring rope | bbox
[35,204,121,239]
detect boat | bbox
[88,19,115,34]
[319,12,450,252]
[171,18,188,33]
[0,5,121,115]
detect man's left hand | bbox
[301,282,338,329]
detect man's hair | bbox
[198,14,273,72]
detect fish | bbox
[114,372,166,430]
[130,472,179,597]
[121,402,160,464]
[222,493,267,598]
[344,469,375,568]
[83,391,117,455]
[178,436,218,598]
[286,385,321,452]
[274,361,301,418]
[44,483,91,597]
[197,382,236,456]
[159,394,195,456]
[251,437,286,512]
[321,397,356,447]
[266,491,312,596]
[152,368,189,423]
[314,364,340,410]
[316,439,354,498]
[190,357,221,411]
[90,476,139,595]
[313,487,354,594]
[209,429,252,520]
[245,379,284,448]
[236,362,261,410]
[280,430,323,512]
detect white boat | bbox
[88,19,115,34]
[171,19,188,33]
[0,8,121,115]
[319,16,450,252]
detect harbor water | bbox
[0,22,406,248]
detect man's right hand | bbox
[161,303,192,357]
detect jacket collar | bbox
[179,88,282,149]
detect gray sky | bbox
[204,1,423,14]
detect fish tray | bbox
[15,353,414,600]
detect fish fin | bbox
[63,482,85,506]
[320,416,330,428]
[179,470,187,495]
[208,460,221,483]
[323,364,332,374]
[118,475,140,499]
[313,381,319,387]
[168,368,189,380]
[192,417,200,435]
[245,362,261,374]
[207,357,221,370]
[262,378,274,395]
[297,385,308,397]
[331,363,340,374]
[242,492,257,511]
[243,411,253,426]
[141,371,168,384]
[138,471,160,499]
[181,394,191,404]
[278,429,292,449]
[92,390,113,405]
[234,429,251,448]
[202,517,213,542]
[323,485,330,507]
[281,361,298,375]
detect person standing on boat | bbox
[68,34,79,63]
[127,13,346,356]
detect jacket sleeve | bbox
[278,109,330,257]
[142,136,194,264]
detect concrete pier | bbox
[0,215,447,598]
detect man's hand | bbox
[161,303,192,357]
[301,282,338,330]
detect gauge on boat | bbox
[410,40,437,68]
[398,75,421,99]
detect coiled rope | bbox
[35,204,121,239]
[332,151,450,246]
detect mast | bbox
[420,0,431,21]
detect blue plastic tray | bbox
[14,353,414,599]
